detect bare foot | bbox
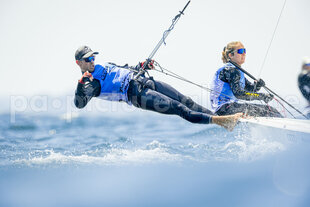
[211,113,243,131]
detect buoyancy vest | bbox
[210,63,245,112]
[91,63,134,103]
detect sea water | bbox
[0,110,310,207]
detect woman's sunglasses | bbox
[236,48,246,54]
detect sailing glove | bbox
[256,79,265,88]
[139,59,155,70]
[261,93,274,103]
[79,71,93,84]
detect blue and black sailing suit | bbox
[210,62,282,117]
[298,69,310,118]
[74,63,214,124]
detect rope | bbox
[162,14,180,45]
[265,88,296,118]
[274,98,288,117]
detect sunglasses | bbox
[236,48,246,54]
[83,56,95,62]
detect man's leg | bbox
[144,79,213,115]
[128,80,244,129]
[136,88,212,124]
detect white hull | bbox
[240,117,310,134]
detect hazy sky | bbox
[1,0,310,111]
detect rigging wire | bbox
[247,0,290,116]
[258,0,287,78]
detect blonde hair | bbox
[222,41,242,63]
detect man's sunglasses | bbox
[83,56,95,62]
[235,48,246,54]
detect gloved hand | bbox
[256,79,265,88]
[261,93,274,103]
[139,59,155,70]
[79,71,93,84]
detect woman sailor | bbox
[210,41,282,117]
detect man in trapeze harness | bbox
[298,57,310,118]
[73,45,243,131]
[210,41,282,117]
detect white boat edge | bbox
[239,117,310,134]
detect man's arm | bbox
[74,76,101,109]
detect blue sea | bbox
[1,107,310,207]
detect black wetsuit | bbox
[298,69,310,102]
[74,64,214,124]
[216,66,282,117]
[298,69,310,118]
